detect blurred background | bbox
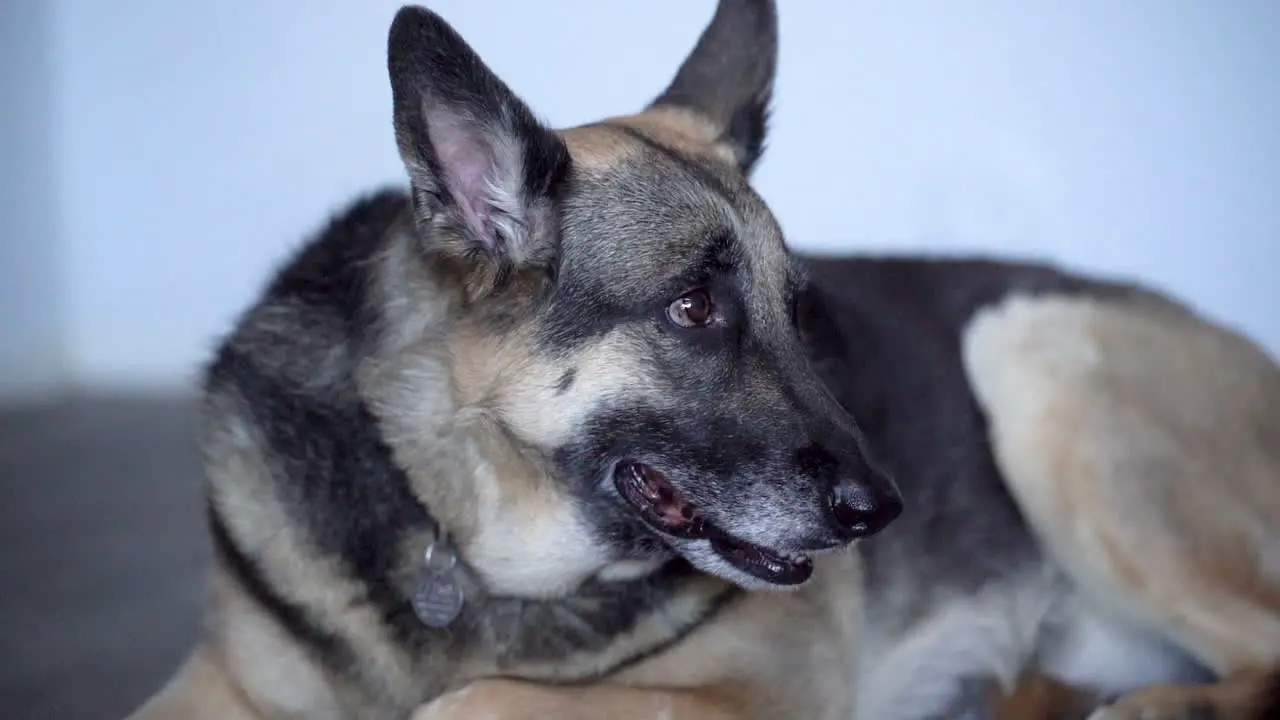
[1,0,1277,717]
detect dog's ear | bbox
[650,0,778,175]
[388,6,570,290]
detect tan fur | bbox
[606,107,742,167]
[207,569,352,719]
[412,549,862,720]
[411,680,743,720]
[1088,668,1280,720]
[129,645,260,720]
[992,673,1095,720]
[130,569,359,720]
[448,321,665,449]
[559,124,646,170]
[963,293,1280,717]
[559,107,736,172]
[452,323,681,585]
[614,551,862,719]
[201,391,427,713]
[351,239,623,598]
[132,554,857,720]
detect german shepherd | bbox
[129,1,1280,718]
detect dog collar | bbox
[411,531,465,628]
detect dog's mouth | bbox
[613,461,813,586]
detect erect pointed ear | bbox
[387,6,570,290]
[649,0,778,175]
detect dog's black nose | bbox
[829,481,903,539]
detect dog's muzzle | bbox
[614,460,897,586]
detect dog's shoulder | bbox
[192,185,446,715]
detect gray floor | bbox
[1,395,211,720]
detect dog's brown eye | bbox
[667,289,715,328]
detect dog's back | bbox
[792,254,1280,718]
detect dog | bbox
[128,1,1280,718]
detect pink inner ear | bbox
[423,104,502,245]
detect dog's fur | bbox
[129,2,1280,719]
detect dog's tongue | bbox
[615,462,704,539]
[707,527,813,585]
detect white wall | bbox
[15,0,1280,395]
[1,1,66,404]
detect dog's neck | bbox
[322,437,734,706]
[358,222,658,596]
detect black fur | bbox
[206,500,357,671]
[721,97,771,174]
[651,0,776,173]
[260,187,406,348]
[553,400,768,554]
[1255,669,1280,720]
[795,255,1154,629]
[206,345,437,651]
[554,367,577,393]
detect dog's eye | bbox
[666,289,715,328]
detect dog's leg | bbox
[127,645,261,720]
[1088,668,1280,720]
[992,673,1097,720]
[963,294,1280,720]
[411,679,744,720]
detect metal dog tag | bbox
[412,540,465,629]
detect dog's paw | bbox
[411,679,740,720]
[411,680,546,720]
[1085,685,1221,720]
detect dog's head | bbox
[385,0,902,592]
